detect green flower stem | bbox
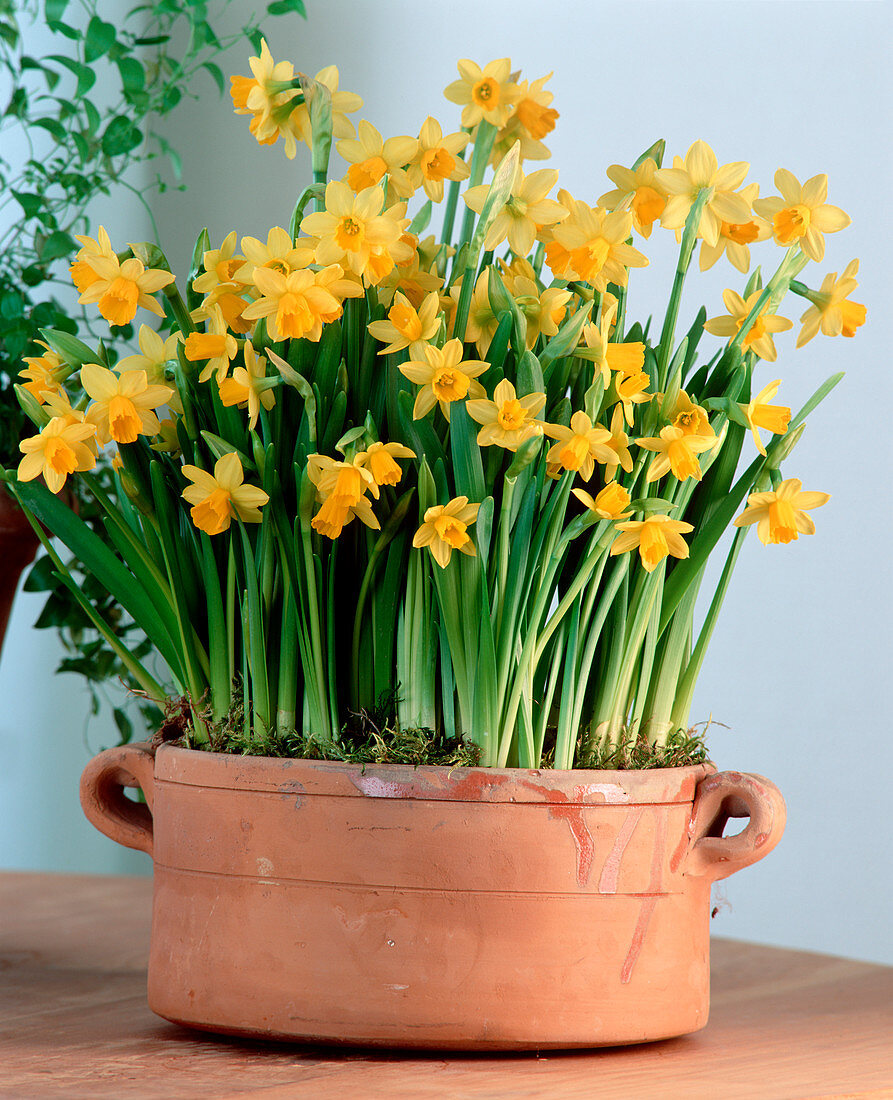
[440,125,472,250]
[628,567,665,738]
[456,121,497,254]
[534,523,612,667]
[643,580,701,742]
[299,514,337,743]
[573,556,631,756]
[493,476,515,641]
[731,248,809,353]
[671,523,749,733]
[313,170,327,211]
[655,188,711,393]
[599,564,664,746]
[162,282,196,334]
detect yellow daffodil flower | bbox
[613,369,653,426]
[301,181,412,283]
[610,514,694,573]
[311,492,380,540]
[355,442,416,488]
[498,257,571,347]
[602,406,634,481]
[752,170,850,263]
[69,226,116,293]
[183,305,240,384]
[512,73,559,143]
[115,325,183,414]
[233,227,313,286]
[733,478,829,545]
[413,496,480,569]
[579,297,645,387]
[598,158,667,239]
[486,73,558,167]
[739,380,791,456]
[666,391,715,439]
[337,120,417,198]
[241,264,362,343]
[218,343,276,430]
[399,339,488,421]
[19,341,68,401]
[466,379,547,451]
[405,117,471,203]
[82,363,172,446]
[463,165,567,256]
[367,290,441,355]
[655,141,752,247]
[796,259,867,347]
[375,238,443,309]
[78,254,174,328]
[307,454,379,505]
[192,231,247,298]
[443,58,520,129]
[181,453,269,536]
[230,39,303,159]
[306,454,382,539]
[543,411,616,482]
[572,482,633,520]
[116,324,181,385]
[546,203,648,291]
[704,289,793,362]
[637,425,716,482]
[697,183,770,272]
[17,417,97,493]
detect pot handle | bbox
[684,771,786,881]
[79,743,156,856]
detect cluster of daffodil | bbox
[6,48,864,767]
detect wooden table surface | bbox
[0,872,890,1100]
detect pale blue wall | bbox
[2,0,890,963]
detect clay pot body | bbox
[80,743,785,1049]
[0,484,40,657]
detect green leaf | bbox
[449,400,485,503]
[47,19,80,41]
[10,480,182,675]
[202,61,224,95]
[12,191,43,219]
[83,100,101,135]
[117,57,145,96]
[47,54,95,96]
[33,117,66,142]
[84,16,116,62]
[102,115,142,157]
[38,230,76,263]
[267,0,307,15]
[45,0,69,22]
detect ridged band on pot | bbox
[80,743,786,1050]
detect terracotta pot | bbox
[0,484,41,657]
[80,742,785,1049]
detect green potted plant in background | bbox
[4,44,865,1047]
[0,0,305,739]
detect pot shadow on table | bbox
[148,1019,701,1069]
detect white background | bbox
[2,0,891,964]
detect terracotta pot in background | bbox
[0,484,40,658]
[80,742,785,1050]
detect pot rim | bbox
[153,742,715,805]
